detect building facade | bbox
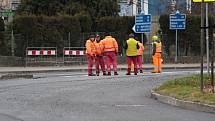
[0,0,21,11]
[118,0,193,16]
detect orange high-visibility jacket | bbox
[100,36,118,53]
[138,42,145,55]
[85,39,96,56]
[94,41,103,55]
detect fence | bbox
[25,47,57,66]
[63,47,87,65]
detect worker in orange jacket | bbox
[137,38,145,73]
[100,33,118,76]
[85,34,96,76]
[94,34,106,76]
[151,35,162,73]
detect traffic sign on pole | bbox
[169,10,186,63]
[170,11,186,30]
[133,14,151,33]
[193,0,215,2]
[0,11,15,17]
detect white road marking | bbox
[115,104,146,107]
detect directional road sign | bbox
[170,11,186,30]
[193,0,215,2]
[0,11,15,17]
[133,14,151,33]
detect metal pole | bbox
[175,30,178,63]
[211,27,214,93]
[206,3,209,74]
[141,33,144,60]
[11,29,14,56]
[69,32,71,48]
[141,0,144,13]
[200,2,205,92]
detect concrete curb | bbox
[151,90,215,114]
[0,74,33,80]
[0,66,201,74]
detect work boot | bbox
[96,71,99,76]
[134,68,138,75]
[140,70,143,73]
[114,72,119,75]
[157,69,162,73]
[151,70,158,73]
[88,73,96,76]
[103,71,107,76]
[107,72,111,76]
[126,68,131,75]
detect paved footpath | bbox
[0,64,202,74]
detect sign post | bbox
[132,14,151,64]
[132,14,151,43]
[0,11,15,17]
[193,0,215,2]
[170,10,186,63]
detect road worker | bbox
[136,37,144,73]
[94,34,106,76]
[85,34,96,76]
[124,33,139,75]
[151,35,162,73]
[100,33,118,76]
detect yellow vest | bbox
[126,38,138,56]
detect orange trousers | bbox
[152,53,162,67]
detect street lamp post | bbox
[200,1,205,92]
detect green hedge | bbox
[8,15,141,56]
[0,18,4,50]
[159,15,215,56]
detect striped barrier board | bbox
[64,50,85,56]
[27,50,56,56]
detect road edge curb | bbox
[151,90,215,114]
[0,74,33,80]
[0,66,201,74]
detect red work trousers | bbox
[127,56,138,74]
[137,55,143,71]
[104,51,117,72]
[86,54,95,75]
[95,55,106,74]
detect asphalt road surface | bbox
[0,70,214,121]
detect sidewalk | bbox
[0,63,202,74]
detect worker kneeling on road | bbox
[94,34,106,76]
[151,35,162,73]
[85,34,96,76]
[100,33,119,76]
[125,33,139,75]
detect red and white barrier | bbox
[26,47,58,66]
[63,47,87,64]
[27,50,56,56]
[64,50,85,56]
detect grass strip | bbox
[155,75,215,105]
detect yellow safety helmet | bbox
[152,36,158,41]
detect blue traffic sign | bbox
[133,14,151,33]
[170,11,186,30]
